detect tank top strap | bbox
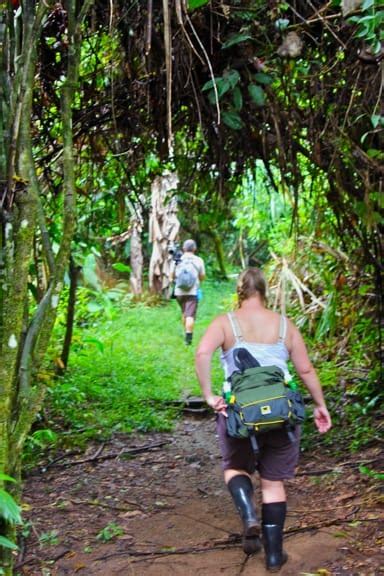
[278,315,287,342]
[227,312,244,342]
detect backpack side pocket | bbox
[287,389,306,423]
[226,405,249,439]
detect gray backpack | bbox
[175,259,198,290]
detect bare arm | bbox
[170,260,176,282]
[195,316,227,414]
[289,322,332,433]
[198,259,206,282]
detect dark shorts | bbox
[216,413,301,481]
[176,295,198,319]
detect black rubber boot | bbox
[262,524,288,572]
[262,502,288,571]
[227,475,261,555]
[185,332,193,345]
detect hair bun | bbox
[236,268,267,305]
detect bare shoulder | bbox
[286,316,301,336]
[285,316,306,351]
[285,316,297,330]
[209,312,234,338]
[198,313,227,351]
[200,314,225,335]
[211,313,229,328]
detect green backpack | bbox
[224,312,306,453]
[226,364,306,451]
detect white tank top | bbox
[220,312,291,380]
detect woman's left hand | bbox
[205,394,228,416]
[314,405,332,433]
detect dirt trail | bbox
[18,415,384,576]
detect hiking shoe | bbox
[185,333,193,345]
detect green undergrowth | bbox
[31,280,234,456]
[25,277,381,465]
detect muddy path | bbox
[17,415,383,576]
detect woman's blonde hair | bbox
[237,268,268,306]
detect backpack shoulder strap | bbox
[278,315,287,342]
[227,312,244,342]
[181,256,199,272]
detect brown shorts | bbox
[216,414,300,481]
[176,295,198,319]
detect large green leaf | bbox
[206,78,232,103]
[0,490,22,525]
[83,253,102,291]
[215,78,232,99]
[86,301,104,313]
[222,33,253,49]
[204,71,241,105]
[0,535,18,551]
[222,111,244,130]
[248,84,266,106]
[202,78,220,91]
[202,76,233,102]
[362,0,375,9]
[112,262,131,273]
[371,114,384,128]
[188,0,210,10]
[224,69,241,89]
[254,72,274,85]
[232,86,243,111]
[0,474,17,484]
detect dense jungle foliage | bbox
[0,0,383,571]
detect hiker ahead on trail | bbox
[195,267,331,572]
[173,239,205,345]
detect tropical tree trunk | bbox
[0,2,93,569]
[130,214,144,296]
[149,171,180,296]
[59,256,80,372]
[206,228,227,279]
[0,4,47,570]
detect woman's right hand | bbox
[205,394,228,416]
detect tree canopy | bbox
[0,1,383,571]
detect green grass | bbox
[48,279,236,439]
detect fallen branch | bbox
[172,511,234,535]
[41,442,106,472]
[288,502,359,514]
[70,497,146,513]
[51,440,171,468]
[285,514,381,537]
[94,511,382,563]
[15,549,72,570]
[36,449,83,472]
[94,534,241,562]
[37,495,146,513]
[91,442,106,460]
[296,458,382,476]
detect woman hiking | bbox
[195,267,332,572]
